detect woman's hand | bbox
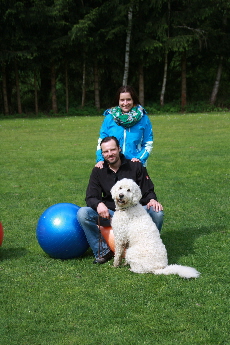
[95,161,104,169]
[131,158,141,162]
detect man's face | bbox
[101,140,121,165]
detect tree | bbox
[166,0,210,110]
[128,0,169,104]
[160,0,171,106]
[1,0,230,114]
[209,1,230,104]
[14,58,22,114]
[138,63,144,105]
[181,50,186,112]
[0,0,31,114]
[71,0,128,108]
[1,63,9,115]
[123,4,133,86]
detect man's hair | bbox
[113,85,140,106]
[100,136,120,148]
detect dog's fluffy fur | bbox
[111,178,200,279]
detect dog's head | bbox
[111,178,142,210]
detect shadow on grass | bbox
[32,247,93,261]
[81,248,93,258]
[161,223,225,263]
[0,247,28,261]
[0,225,222,264]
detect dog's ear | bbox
[111,179,123,199]
[110,184,116,200]
[131,183,142,204]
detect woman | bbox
[96,86,153,167]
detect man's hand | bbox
[146,199,163,212]
[97,202,110,219]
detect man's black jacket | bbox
[85,154,158,211]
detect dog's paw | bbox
[113,261,120,267]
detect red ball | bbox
[99,226,115,252]
[99,226,125,257]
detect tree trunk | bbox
[51,64,58,114]
[122,5,133,86]
[65,63,69,113]
[81,61,86,107]
[14,59,22,114]
[40,66,50,111]
[139,64,144,106]
[160,52,168,106]
[161,0,170,107]
[181,51,187,112]
[94,61,100,110]
[34,71,38,115]
[2,63,9,115]
[210,56,223,105]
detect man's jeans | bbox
[77,206,164,259]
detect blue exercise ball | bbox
[36,203,89,259]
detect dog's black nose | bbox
[119,193,124,199]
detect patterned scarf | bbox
[110,105,144,128]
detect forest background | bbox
[1,0,230,116]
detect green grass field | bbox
[1,113,229,345]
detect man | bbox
[77,136,164,264]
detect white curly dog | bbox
[111,178,200,279]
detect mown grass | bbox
[0,113,229,345]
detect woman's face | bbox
[119,92,134,113]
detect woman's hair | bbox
[113,85,140,106]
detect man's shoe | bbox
[93,250,114,264]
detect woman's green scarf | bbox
[110,105,144,128]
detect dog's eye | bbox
[127,189,131,192]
